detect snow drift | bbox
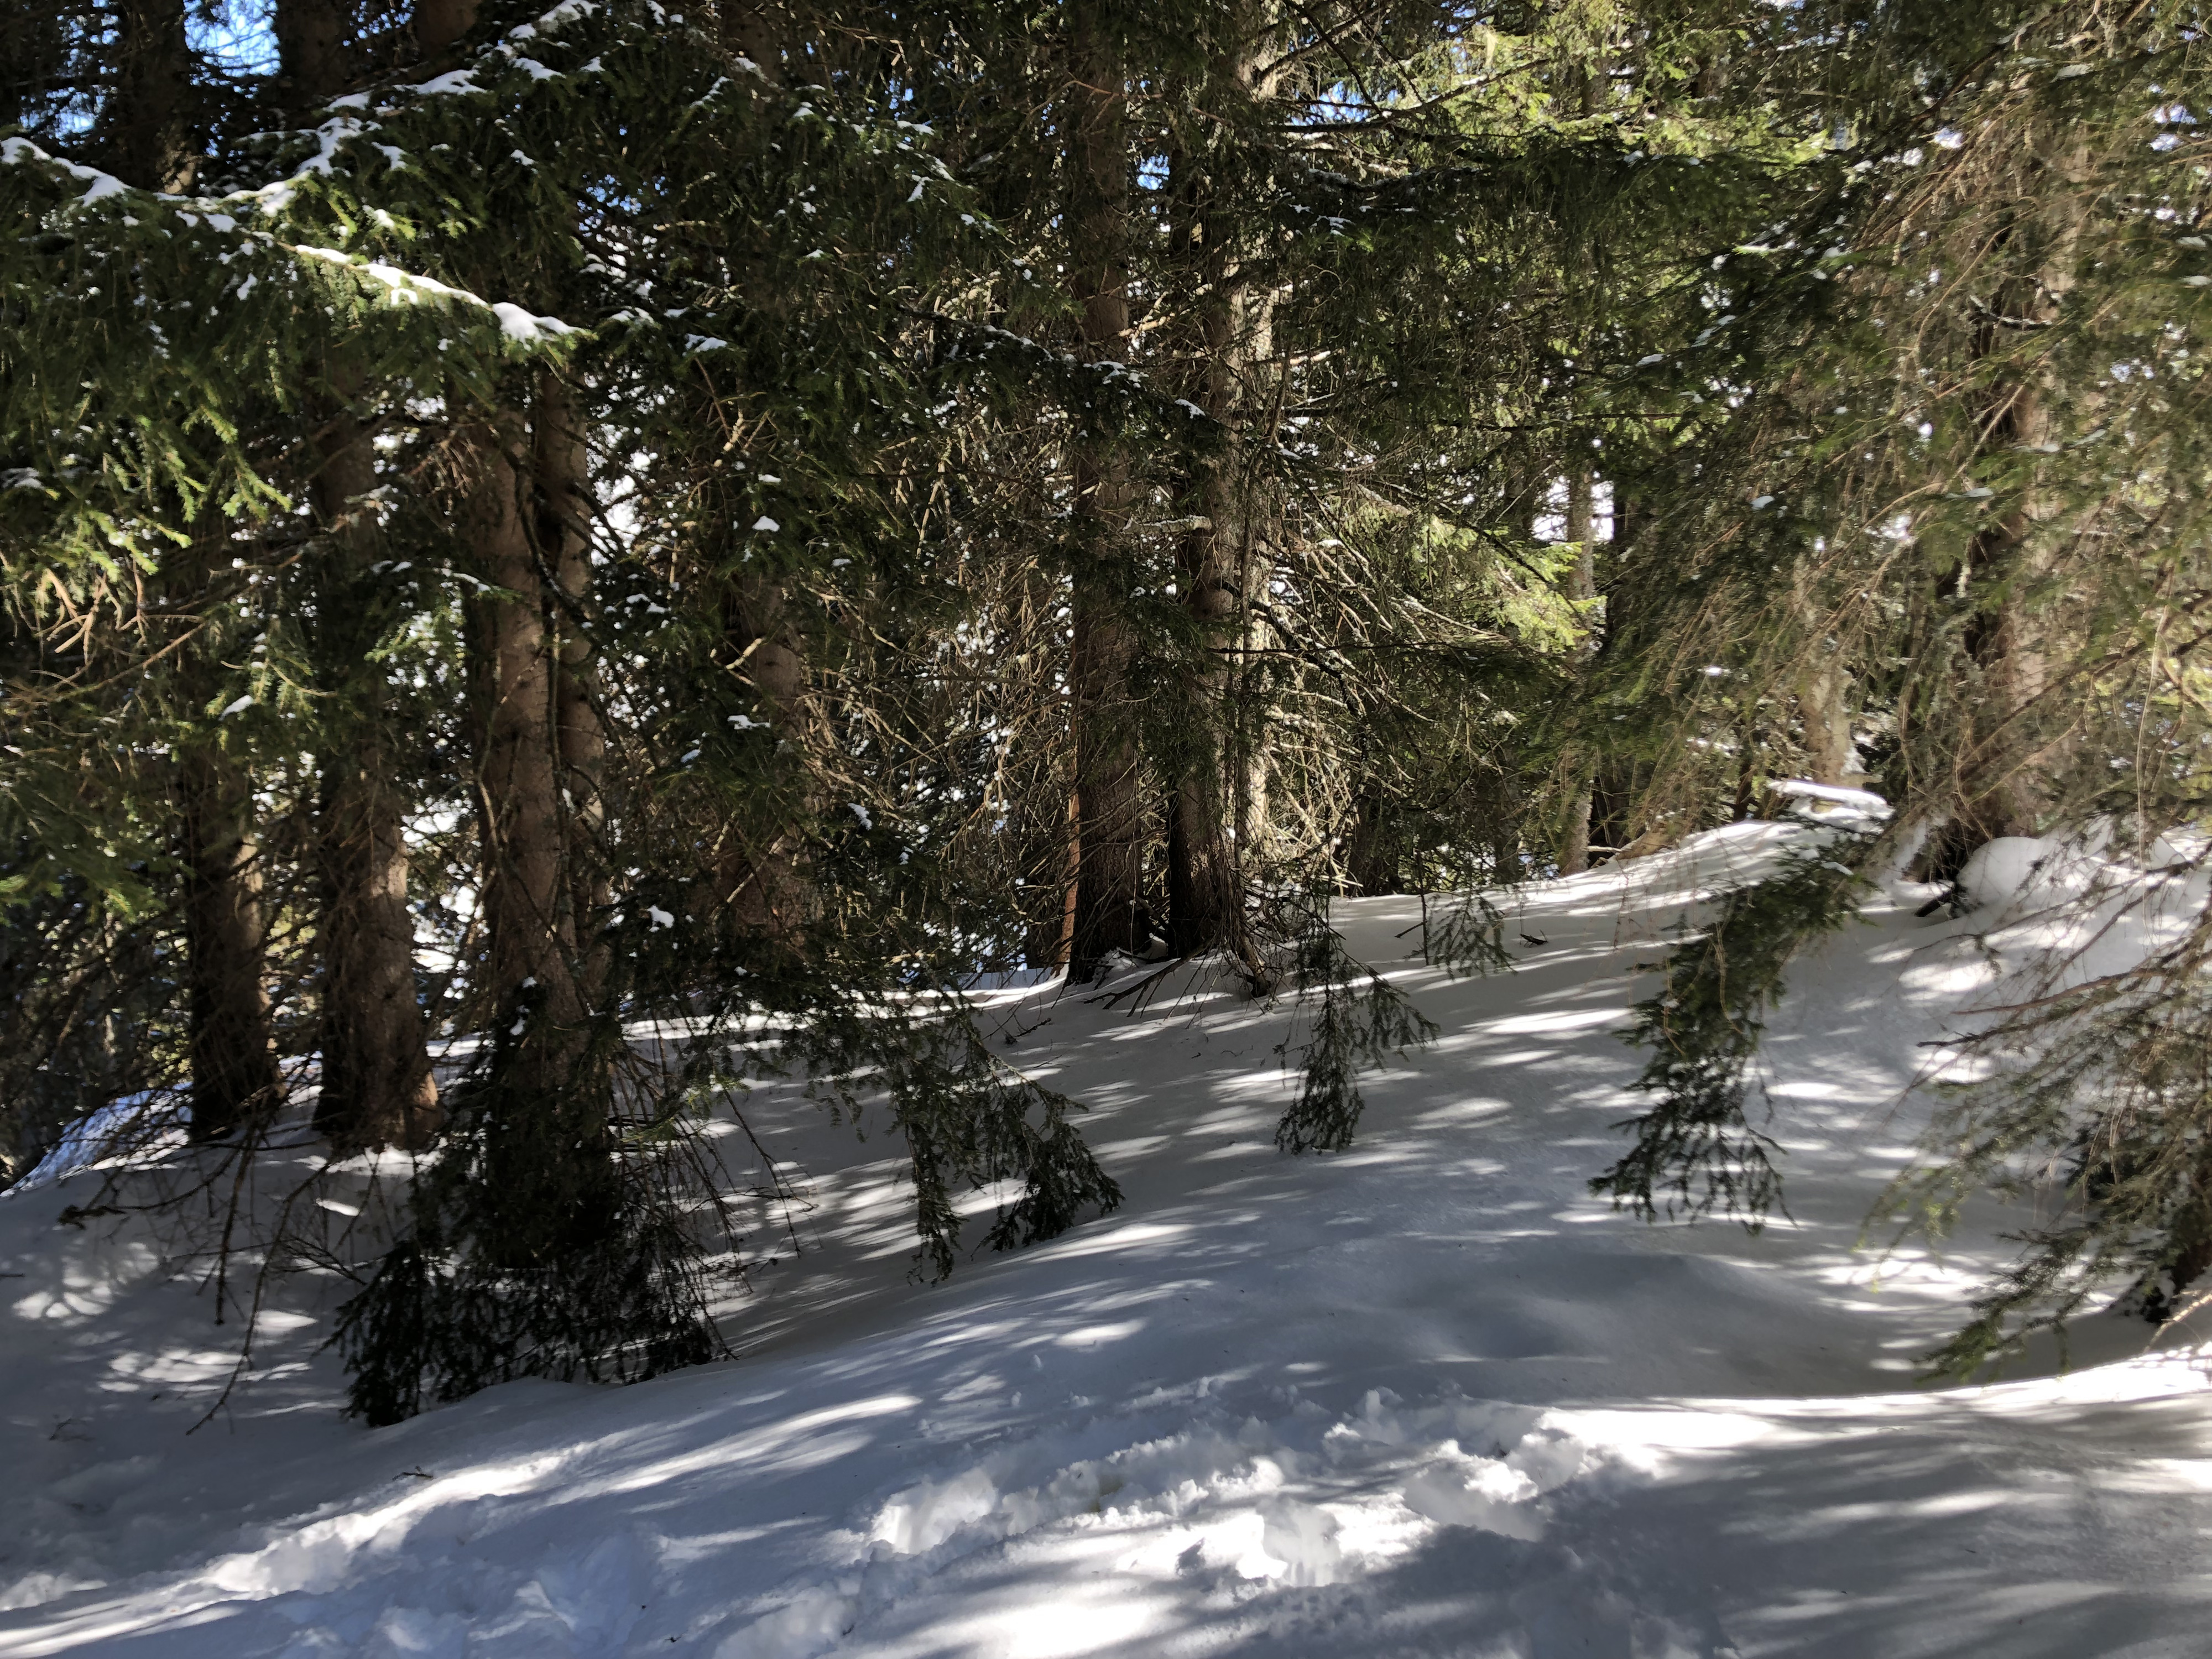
[2,822,2209,1658]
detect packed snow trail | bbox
[3,823,2209,1657]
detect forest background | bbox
[4,0,2209,1421]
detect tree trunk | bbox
[413,0,476,62]
[1486,749,1523,886]
[1557,469,1598,874]
[280,0,441,1151]
[316,735,439,1147]
[1165,7,1278,966]
[1343,791,1398,895]
[471,419,579,1025]
[715,0,789,67]
[1950,143,2090,847]
[1576,482,1651,862]
[1068,602,1144,977]
[274,0,349,127]
[536,369,613,1003]
[1063,10,1143,980]
[179,729,283,1142]
[1731,706,1760,820]
[1797,654,1853,785]
[465,413,615,1262]
[104,0,195,191]
[1558,776,1593,874]
[1958,382,2059,841]
[709,573,817,943]
[311,386,439,1149]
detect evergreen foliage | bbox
[1886,885,2212,1378]
[1274,896,1439,1154]
[1591,821,1876,1228]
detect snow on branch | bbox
[1,138,580,352]
[289,246,578,343]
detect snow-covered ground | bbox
[4,823,2210,1658]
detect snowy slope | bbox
[3,823,2210,1659]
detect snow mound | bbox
[1952,831,2212,997]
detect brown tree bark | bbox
[535,369,614,1002]
[413,0,476,62]
[103,0,196,190]
[1557,469,1599,874]
[273,0,441,1151]
[274,0,349,126]
[464,413,617,1264]
[1063,9,1144,980]
[312,396,441,1150]
[1164,6,1279,966]
[1942,141,2090,853]
[1582,487,1648,859]
[1067,598,1144,977]
[178,726,284,1142]
[469,418,581,1030]
[714,0,790,67]
[316,756,439,1147]
[1796,654,1853,786]
[1486,752,1524,887]
[1342,792,1399,896]
[1958,380,2060,841]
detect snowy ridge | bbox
[2,823,2210,1657]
